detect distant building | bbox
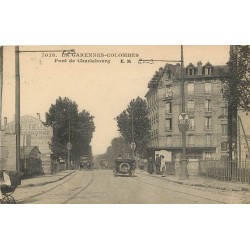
[21,146,41,176]
[0,114,53,173]
[145,62,230,161]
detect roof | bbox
[147,62,228,89]
[21,146,41,158]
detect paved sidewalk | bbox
[20,170,76,188]
[137,170,250,192]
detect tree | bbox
[45,97,95,165]
[95,136,130,167]
[116,97,151,157]
[221,45,250,163]
[222,45,250,112]
[77,110,95,157]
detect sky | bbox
[1,45,232,155]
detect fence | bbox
[199,159,250,183]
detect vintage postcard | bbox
[1,45,250,204]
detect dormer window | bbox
[205,67,212,75]
[166,86,173,97]
[186,63,196,76]
[203,62,213,75]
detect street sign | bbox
[67,142,72,151]
[130,142,136,151]
[178,113,190,132]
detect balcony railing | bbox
[189,126,195,131]
[204,126,213,130]
[165,127,173,132]
[162,135,216,148]
[204,108,213,112]
[165,112,173,118]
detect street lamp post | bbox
[179,45,189,180]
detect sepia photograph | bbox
[1,45,250,204]
[1,2,250,250]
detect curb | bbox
[137,171,249,192]
[20,171,76,188]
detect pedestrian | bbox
[155,154,161,175]
[147,156,154,174]
[160,156,165,176]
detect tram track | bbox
[18,170,94,204]
[132,174,227,204]
[18,170,78,204]
[62,171,94,204]
[136,172,250,203]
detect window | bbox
[220,107,227,117]
[205,82,211,93]
[205,67,212,75]
[187,100,195,112]
[205,117,212,129]
[166,119,172,131]
[204,152,212,159]
[188,83,194,95]
[189,118,195,129]
[220,90,224,99]
[166,136,171,146]
[205,134,212,146]
[221,142,228,152]
[166,86,173,97]
[205,99,212,111]
[188,134,195,145]
[221,124,228,136]
[166,102,172,113]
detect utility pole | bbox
[228,45,238,179]
[0,47,3,130]
[179,45,189,180]
[131,106,134,159]
[68,110,71,169]
[15,46,21,172]
[13,48,75,173]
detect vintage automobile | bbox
[100,159,109,169]
[113,158,136,177]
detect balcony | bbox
[189,126,195,131]
[165,111,172,118]
[186,109,195,116]
[163,92,173,101]
[165,127,172,132]
[204,108,213,116]
[204,126,213,131]
[164,134,216,148]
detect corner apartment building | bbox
[145,61,229,161]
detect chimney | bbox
[197,61,202,75]
[3,117,7,130]
[37,113,40,119]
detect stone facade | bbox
[0,115,53,173]
[145,62,229,161]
